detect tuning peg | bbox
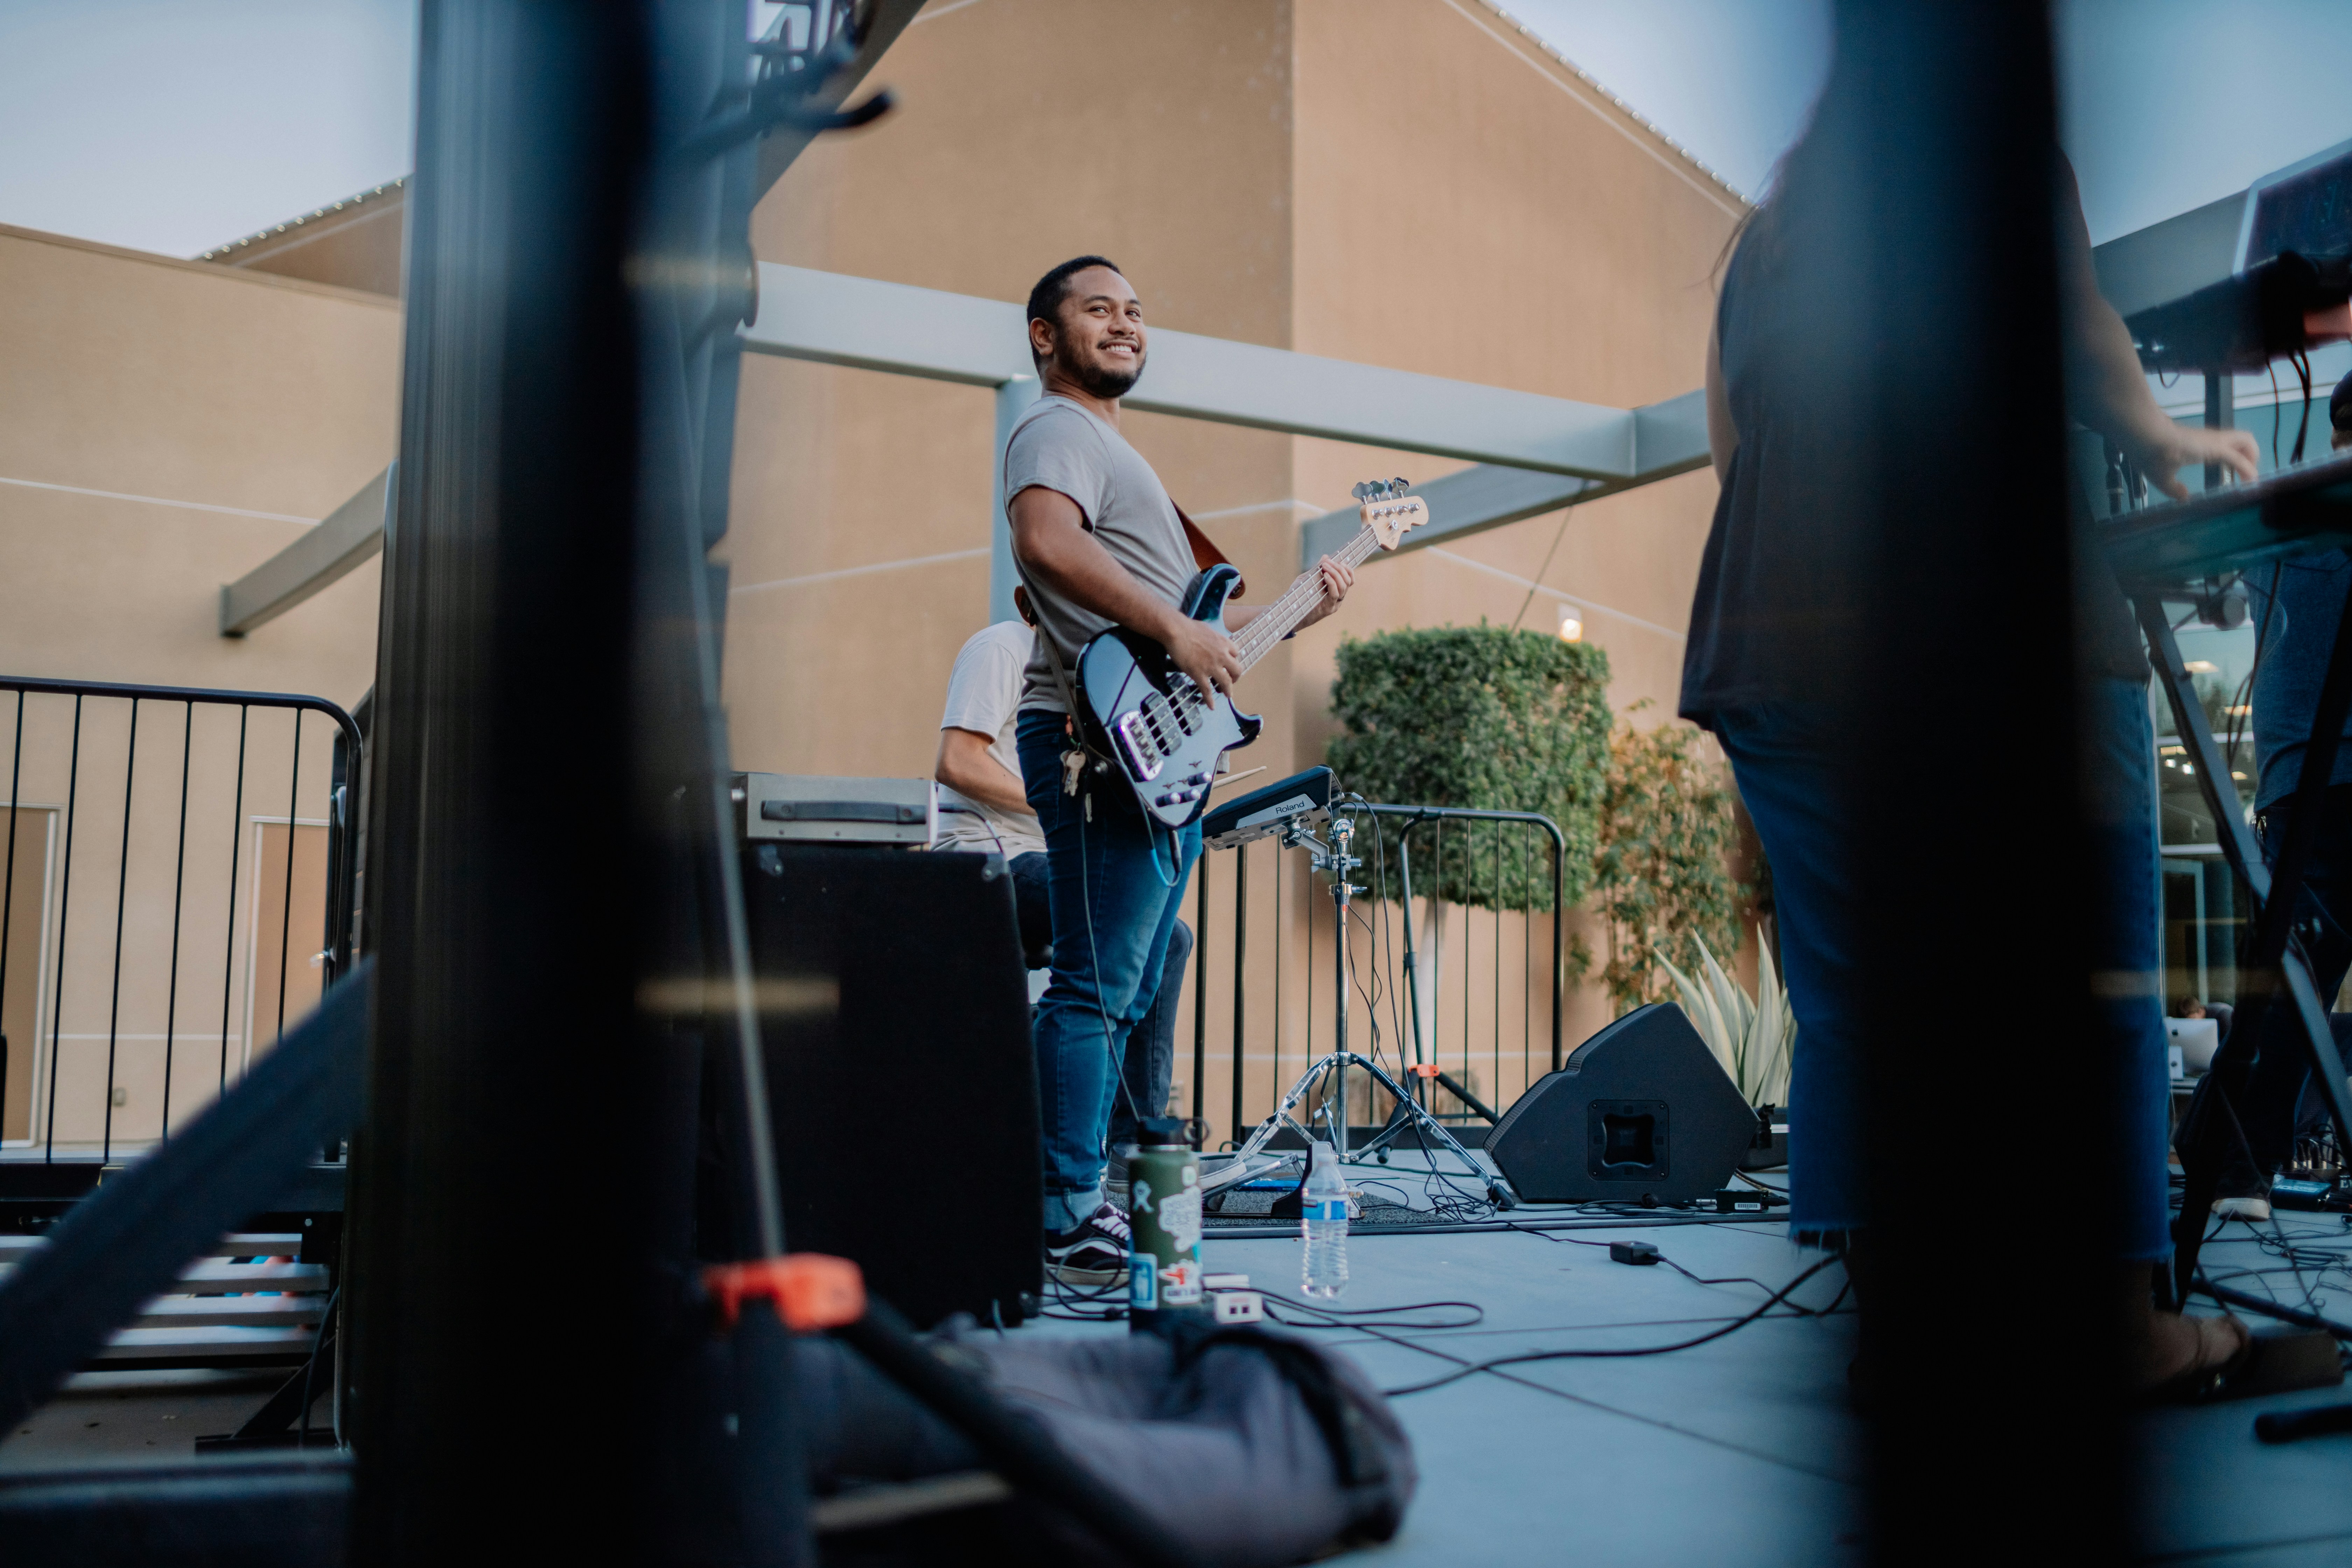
[1390,478,1410,498]
[1351,481,1372,502]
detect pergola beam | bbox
[222,266,1711,634]
[740,262,1668,479]
[219,464,394,636]
[1296,389,1710,568]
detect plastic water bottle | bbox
[1301,1139,1349,1299]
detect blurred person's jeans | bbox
[1014,713,1199,1229]
[1714,679,2170,1256]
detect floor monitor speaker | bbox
[1487,1002,1755,1204]
[737,845,1042,1326]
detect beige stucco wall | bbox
[724,0,1744,1142]
[0,225,397,1148]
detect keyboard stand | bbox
[2130,569,2352,1308]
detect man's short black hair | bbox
[1027,255,1123,344]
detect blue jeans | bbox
[1015,711,1200,1226]
[1714,679,2170,1256]
[1008,849,1193,1156]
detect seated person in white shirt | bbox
[934,589,1193,1168]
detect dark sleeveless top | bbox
[1679,234,2147,729]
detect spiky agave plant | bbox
[1658,935,1794,1108]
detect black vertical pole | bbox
[1192,844,1208,1134]
[273,715,301,1044]
[345,2,800,1564]
[160,702,192,1140]
[1231,840,1248,1144]
[1805,3,2129,1560]
[218,706,248,1094]
[0,692,23,1144]
[44,696,82,1162]
[102,699,137,1162]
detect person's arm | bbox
[1012,484,1246,695]
[1706,317,1736,484]
[2056,157,2256,498]
[935,728,1034,817]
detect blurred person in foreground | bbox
[1680,77,2258,1394]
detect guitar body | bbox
[1074,564,1262,829]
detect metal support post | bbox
[991,376,1041,623]
[1230,840,1248,1147]
[2205,372,2235,492]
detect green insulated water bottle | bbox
[1127,1117,1204,1329]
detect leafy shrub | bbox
[1325,624,1611,911]
[1593,712,1745,1011]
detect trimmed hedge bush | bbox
[1325,623,1611,911]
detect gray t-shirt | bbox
[1003,395,1196,714]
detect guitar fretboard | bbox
[1229,522,1387,673]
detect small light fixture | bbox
[2183,659,2219,674]
[1557,610,1583,643]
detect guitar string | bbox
[1142,507,1406,762]
[1228,518,1390,668]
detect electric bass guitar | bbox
[1074,479,1430,828]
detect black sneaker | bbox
[1044,1202,1130,1287]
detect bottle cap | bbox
[1139,1116,1190,1148]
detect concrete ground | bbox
[8,1179,2352,1565]
[1035,1166,2352,1567]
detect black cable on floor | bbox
[1379,1254,1845,1398]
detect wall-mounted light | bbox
[1558,610,1583,643]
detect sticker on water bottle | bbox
[1158,1188,1203,1253]
[1309,1199,1348,1222]
[1160,1256,1203,1306]
[1128,1252,1157,1312]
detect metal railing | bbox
[1188,800,1567,1148]
[0,677,361,1168]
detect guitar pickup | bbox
[1114,711,1166,780]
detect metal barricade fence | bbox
[1186,801,1566,1150]
[0,676,360,1168]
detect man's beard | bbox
[1069,346,1143,399]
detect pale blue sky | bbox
[1,1,2348,258]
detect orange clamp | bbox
[1408,1063,1441,1078]
[703,1254,867,1332]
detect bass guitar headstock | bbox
[1352,477,1429,550]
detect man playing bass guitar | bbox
[1007,255,1353,1284]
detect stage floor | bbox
[9,1168,2352,1564]
[1045,1160,2352,1567]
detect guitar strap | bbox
[1175,504,1244,598]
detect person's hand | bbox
[1162,615,1244,696]
[2122,420,2258,500]
[1295,555,1356,630]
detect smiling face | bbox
[1031,265,1147,399]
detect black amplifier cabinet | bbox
[1488,1002,1755,1205]
[737,843,1041,1326]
